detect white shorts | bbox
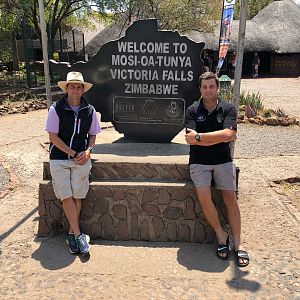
[190,162,237,191]
[49,159,92,200]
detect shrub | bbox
[262,109,273,118]
[218,86,234,103]
[239,91,264,111]
[275,107,286,117]
[219,87,264,112]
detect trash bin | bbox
[219,74,232,91]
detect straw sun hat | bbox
[58,71,93,93]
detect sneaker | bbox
[75,233,91,255]
[66,233,79,254]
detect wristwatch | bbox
[87,146,94,153]
[195,133,201,141]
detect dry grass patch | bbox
[272,177,300,210]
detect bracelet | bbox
[87,146,93,153]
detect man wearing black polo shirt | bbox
[185,72,249,267]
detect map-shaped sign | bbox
[51,19,204,142]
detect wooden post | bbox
[38,0,52,108]
[231,0,248,158]
[233,0,248,109]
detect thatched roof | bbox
[251,0,300,53]
[186,20,275,52]
[62,21,106,52]
[85,14,129,57]
[82,21,106,45]
[187,0,300,53]
[85,0,300,56]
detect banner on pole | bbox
[216,0,236,75]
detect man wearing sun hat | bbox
[45,71,101,255]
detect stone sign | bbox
[51,19,204,142]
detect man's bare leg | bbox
[74,198,82,218]
[221,190,248,265]
[62,197,80,237]
[67,198,82,235]
[196,187,228,257]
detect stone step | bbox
[38,180,226,242]
[39,128,237,242]
[43,160,239,188]
[91,162,190,181]
[91,178,190,184]
[43,161,190,181]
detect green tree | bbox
[0,0,224,61]
[0,6,19,70]
[103,0,223,33]
[235,0,274,19]
[1,0,113,59]
[0,0,277,54]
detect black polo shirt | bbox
[185,98,237,165]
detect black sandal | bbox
[235,250,249,267]
[216,235,230,260]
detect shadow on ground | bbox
[91,239,261,293]
[31,233,91,269]
[0,207,38,264]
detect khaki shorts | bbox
[49,159,92,200]
[190,162,236,191]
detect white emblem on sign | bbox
[142,100,157,116]
[166,101,180,119]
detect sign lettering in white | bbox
[109,41,194,96]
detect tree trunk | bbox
[48,35,55,59]
[10,30,19,71]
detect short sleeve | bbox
[88,108,101,135]
[223,105,237,131]
[185,104,197,131]
[45,106,59,133]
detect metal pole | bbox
[233,0,248,108]
[38,0,52,108]
[72,30,76,54]
[216,0,225,75]
[231,0,248,159]
[218,0,225,58]
[59,26,63,60]
[82,32,86,61]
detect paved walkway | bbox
[0,79,299,298]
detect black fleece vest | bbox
[49,96,93,160]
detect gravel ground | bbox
[235,124,300,158]
[0,164,8,191]
[241,77,300,120]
